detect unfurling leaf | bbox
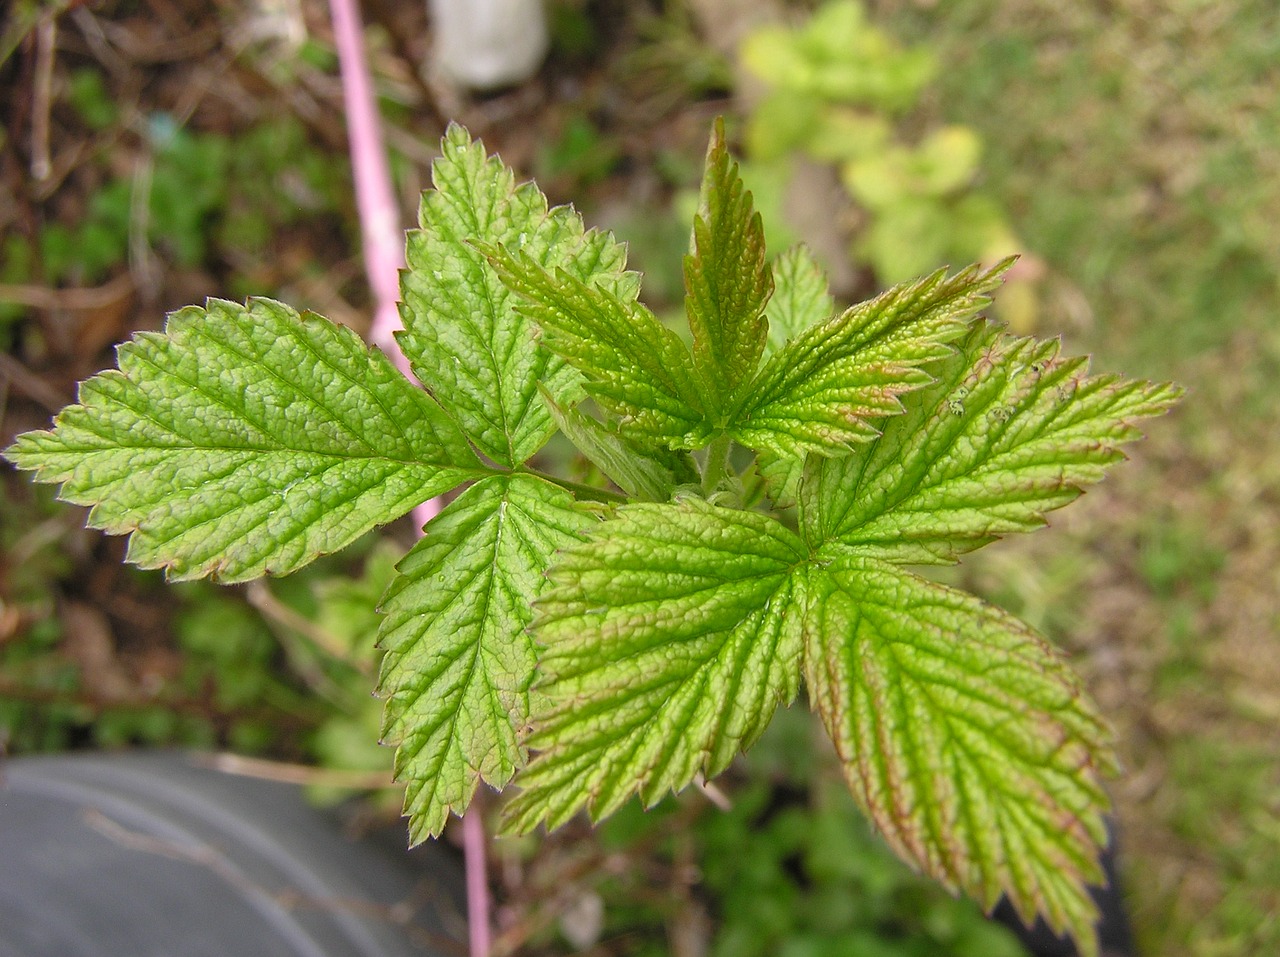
[684,116,774,409]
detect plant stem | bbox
[702,433,732,495]
[464,798,492,957]
[328,0,440,530]
[516,468,628,504]
[328,0,403,364]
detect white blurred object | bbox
[236,0,307,52]
[428,0,549,90]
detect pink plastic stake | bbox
[327,3,486,956]
[463,801,493,957]
[328,0,404,363]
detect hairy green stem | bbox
[702,434,732,495]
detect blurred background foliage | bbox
[737,1,1020,288]
[1,1,1277,955]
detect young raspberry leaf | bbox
[5,298,481,582]
[377,473,590,841]
[765,244,834,355]
[539,388,695,501]
[486,246,712,447]
[803,557,1114,957]
[730,261,1010,457]
[757,451,806,509]
[802,322,1183,564]
[684,118,773,410]
[504,499,807,833]
[400,125,638,466]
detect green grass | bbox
[872,2,1280,953]
[882,0,1280,369]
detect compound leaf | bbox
[731,260,1010,457]
[378,473,591,841]
[684,118,773,408]
[504,499,807,833]
[803,557,1113,957]
[487,246,712,447]
[802,322,1183,564]
[766,244,834,355]
[5,298,481,582]
[400,124,638,466]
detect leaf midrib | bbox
[40,439,494,471]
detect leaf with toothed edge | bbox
[802,556,1115,957]
[801,320,1184,564]
[730,260,1013,458]
[764,244,834,356]
[486,245,712,448]
[2,115,1184,957]
[684,117,774,411]
[757,450,806,509]
[377,472,592,841]
[399,124,639,467]
[4,297,483,583]
[503,499,808,834]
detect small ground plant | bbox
[737,0,1036,326]
[5,119,1178,956]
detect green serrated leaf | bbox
[803,556,1113,957]
[504,499,807,833]
[802,321,1183,563]
[730,261,1011,457]
[684,117,774,409]
[766,244,834,355]
[5,298,480,582]
[540,387,690,501]
[486,246,712,447]
[377,473,591,841]
[400,124,638,466]
[756,451,806,509]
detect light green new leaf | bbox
[731,260,1010,457]
[400,124,638,466]
[804,557,1114,956]
[756,451,806,510]
[540,388,694,501]
[377,473,591,841]
[504,499,807,833]
[766,244,834,355]
[5,298,480,582]
[487,246,712,447]
[684,118,773,408]
[803,322,1183,564]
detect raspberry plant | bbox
[5,121,1178,955]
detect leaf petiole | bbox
[701,433,733,495]
[513,467,629,504]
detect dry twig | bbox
[192,751,394,789]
